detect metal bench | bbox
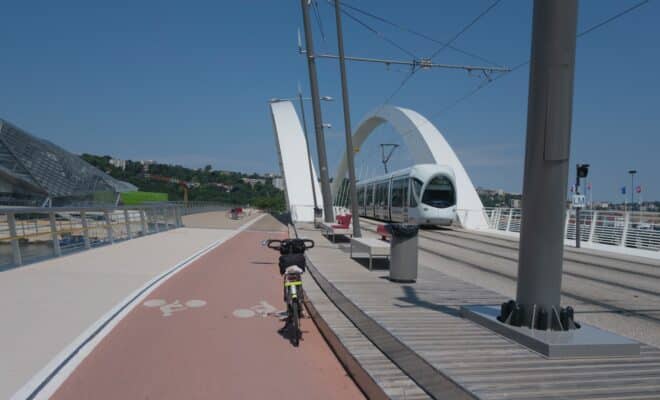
[350,237,390,270]
[320,221,353,243]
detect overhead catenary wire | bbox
[385,0,651,144]
[339,7,418,59]
[334,0,504,67]
[428,0,503,60]
[374,0,504,115]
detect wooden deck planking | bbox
[298,225,660,400]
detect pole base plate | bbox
[461,305,640,358]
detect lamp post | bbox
[628,170,637,211]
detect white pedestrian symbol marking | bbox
[143,299,207,317]
[233,300,281,319]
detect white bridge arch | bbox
[333,105,488,229]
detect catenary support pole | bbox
[298,90,319,215]
[575,170,581,248]
[516,0,579,327]
[301,0,334,223]
[334,0,361,237]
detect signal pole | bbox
[334,0,361,237]
[300,0,335,223]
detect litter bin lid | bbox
[386,223,419,238]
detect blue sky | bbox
[1,1,657,201]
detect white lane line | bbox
[13,213,267,400]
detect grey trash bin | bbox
[387,224,419,283]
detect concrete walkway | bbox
[2,211,262,399]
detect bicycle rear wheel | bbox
[291,301,300,347]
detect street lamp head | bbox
[322,123,332,129]
[628,169,637,175]
[320,96,334,101]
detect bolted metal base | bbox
[461,305,640,358]
[497,300,580,331]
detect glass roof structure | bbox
[0,119,136,200]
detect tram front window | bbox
[422,176,455,208]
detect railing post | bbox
[49,212,61,257]
[80,211,91,249]
[153,209,160,233]
[140,209,148,235]
[564,209,570,240]
[104,210,114,244]
[620,211,630,247]
[124,209,133,240]
[588,211,597,243]
[8,213,22,266]
[175,206,183,227]
[168,207,175,229]
[505,209,513,232]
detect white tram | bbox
[355,164,457,226]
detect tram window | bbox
[392,179,405,207]
[358,187,365,206]
[379,182,388,206]
[403,179,409,207]
[412,178,423,199]
[366,184,374,206]
[408,179,417,207]
[391,181,400,207]
[421,176,455,208]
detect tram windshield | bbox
[422,176,455,208]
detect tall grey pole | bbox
[334,0,361,238]
[575,170,581,248]
[301,0,334,223]
[298,90,319,214]
[516,0,578,327]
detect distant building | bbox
[0,119,136,206]
[510,199,522,208]
[272,177,285,191]
[242,177,266,186]
[140,160,156,172]
[109,158,127,170]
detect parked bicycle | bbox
[265,238,314,346]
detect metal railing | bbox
[0,204,184,269]
[482,207,660,252]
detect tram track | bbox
[417,230,660,297]
[432,227,660,274]
[358,218,660,327]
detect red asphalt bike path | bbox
[52,230,364,399]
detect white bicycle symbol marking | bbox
[143,299,207,317]
[233,300,284,319]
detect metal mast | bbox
[334,0,361,237]
[515,0,579,327]
[300,0,335,223]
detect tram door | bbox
[390,178,407,222]
[366,184,375,218]
[375,181,389,220]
